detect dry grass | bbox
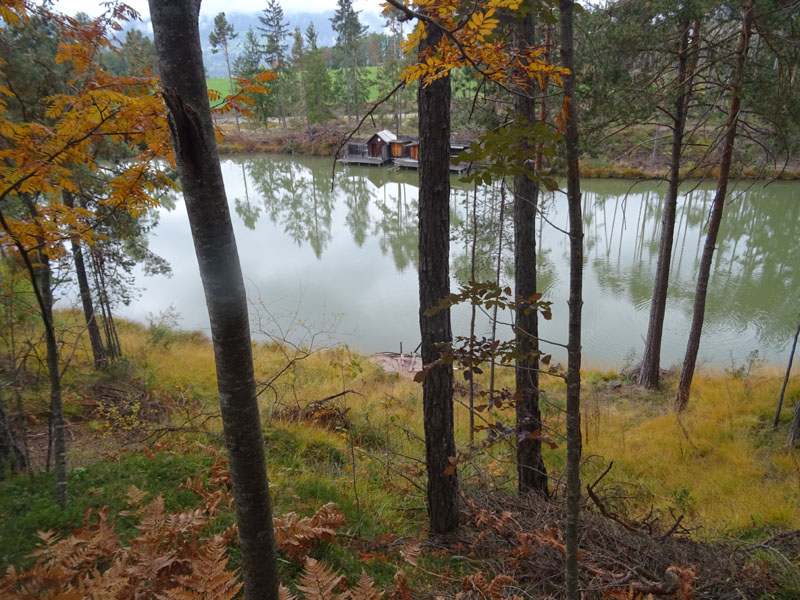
[24,313,800,541]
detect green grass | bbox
[0,450,217,567]
[206,77,232,98]
[2,312,800,581]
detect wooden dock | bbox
[339,155,391,166]
[369,351,422,377]
[394,158,469,173]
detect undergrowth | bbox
[1,313,799,597]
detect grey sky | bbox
[53,0,383,23]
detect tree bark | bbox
[676,1,754,411]
[560,1,584,597]
[63,191,107,368]
[223,43,241,132]
[39,252,67,506]
[417,20,459,535]
[0,398,26,475]
[89,248,121,361]
[776,315,799,430]
[638,19,699,389]
[514,7,547,497]
[148,2,280,599]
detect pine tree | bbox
[377,10,408,135]
[330,0,369,122]
[209,12,239,131]
[233,28,273,125]
[291,27,309,125]
[304,24,333,124]
[259,0,290,128]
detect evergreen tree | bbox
[209,12,239,131]
[377,9,409,134]
[330,0,370,122]
[290,26,309,125]
[233,28,273,125]
[304,23,334,123]
[259,0,290,128]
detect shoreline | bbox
[216,125,800,181]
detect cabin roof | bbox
[370,130,398,144]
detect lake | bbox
[118,153,799,368]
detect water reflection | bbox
[128,154,799,366]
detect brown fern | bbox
[274,502,348,562]
[349,570,383,600]
[162,536,242,600]
[296,558,345,600]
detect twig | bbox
[331,80,406,188]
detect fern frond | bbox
[487,575,516,600]
[458,572,488,600]
[350,570,383,600]
[274,503,347,562]
[165,536,241,600]
[387,570,412,600]
[399,541,420,567]
[280,583,299,600]
[296,558,343,600]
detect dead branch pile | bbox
[85,378,165,425]
[275,393,353,431]
[456,491,796,599]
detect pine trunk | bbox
[418,21,458,535]
[676,1,754,411]
[638,20,698,388]
[514,9,547,497]
[0,398,26,474]
[63,192,107,368]
[39,254,67,506]
[148,3,280,599]
[560,1,584,597]
[223,44,240,132]
[775,316,799,430]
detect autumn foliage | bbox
[0,444,348,599]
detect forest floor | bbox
[214,119,800,181]
[1,313,799,598]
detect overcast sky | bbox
[53,0,383,20]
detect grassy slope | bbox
[206,77,232,98]
[2,314,799,570]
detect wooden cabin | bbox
[366,130,397,162]
[390,141,405,158]
[340,130,398,166]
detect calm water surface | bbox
[119,154,799,367]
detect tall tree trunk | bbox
[223,43,241,132]
[468,187,477,448]
[148,3,280,599]
[676,1,754,411]
[0,199,68,505]
[514,7,547,497]
[417,20,458,535]
[789,396,800,447]
[775,315,799,428]
[638,19,699,389]
[0,398,26,475]
[38,251,67,506]
[89,248,120,361]
[560,1,584,597]
[63,192,107,368]
[352,50,361,123]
